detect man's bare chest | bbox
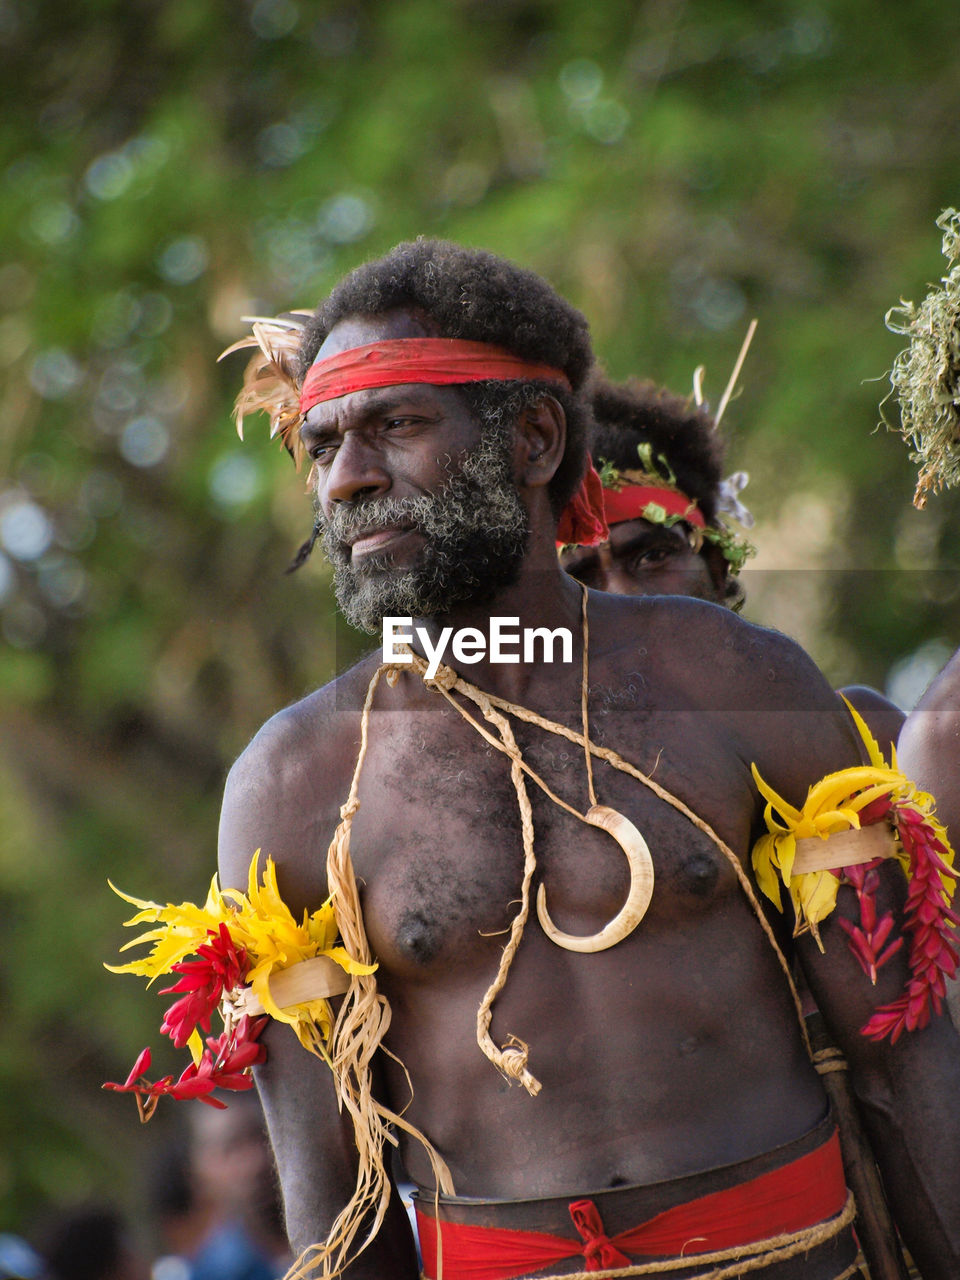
[342,694,758,978]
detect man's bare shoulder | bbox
[217,654,381,905]
[597,590,838,712]
[234,658,378,774]
[595,591,863,810]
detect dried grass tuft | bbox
[884,208,960,508]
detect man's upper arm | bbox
[216,699,418,1274]
[218,722,286,896]
[218,697,341,910]
[898,646,960,831]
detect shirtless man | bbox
[561,376,908,754]
[218,239,960,1279]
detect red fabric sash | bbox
[416,1128,846,1280]
[298,339,571,411]
[601,483,706,531]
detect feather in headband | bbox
[218,312,312,468]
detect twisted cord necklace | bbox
[390,584,809,1091]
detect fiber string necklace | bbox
[389,584,810,1092]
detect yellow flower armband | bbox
[103,852,375,1120]
[751,703,959,1043]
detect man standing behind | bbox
[219,240,960,1279]
[560,376,741,606]
[561,375,908,755]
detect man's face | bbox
[302,311,529,632]
[561,516,727,603]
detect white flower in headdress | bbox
[716,470,754,528]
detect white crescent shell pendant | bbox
[536,804,655,952]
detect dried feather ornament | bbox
[219,313,325,571]
[218,312,313,468]
[688,318,759,572]
[884,208,960,507]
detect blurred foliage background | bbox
[2,0,960,1252]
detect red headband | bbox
[299,338,571,412]
[298,336,601,547]
[601,482,705,530]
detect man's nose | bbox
[322,434,391,507]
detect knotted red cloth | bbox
[555,459,609,547]
[567,1199,631,1270]
[416,1127,846,1280]
[298,338,571,412]
[601,482,706,531]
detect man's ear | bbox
[515,395,566,490]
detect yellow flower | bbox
[107,852,376,1060]
[750,700,915,944]
[105,876,232,984]
[228,854,374,1055]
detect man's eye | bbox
[309,442,337,462]
[629,545,681,570]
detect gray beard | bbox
[320,430,529,633]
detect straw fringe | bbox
[286,665,453,1280]
[884,208,960,507]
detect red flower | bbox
[103,1017,267,1120]
[835,861,903,984]
[104,1045,156,1096]
[857,803,960,1042]
[159,924,249,1048]
[856,793,893,827]
[103,1046,178,1122]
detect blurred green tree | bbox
[1,0,959,1241]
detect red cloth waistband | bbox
[601,482,706,531]
[299,339,571,411]
[416,1128,847,1280]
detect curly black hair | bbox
[298,238,595,512]
[590,376,726,525]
